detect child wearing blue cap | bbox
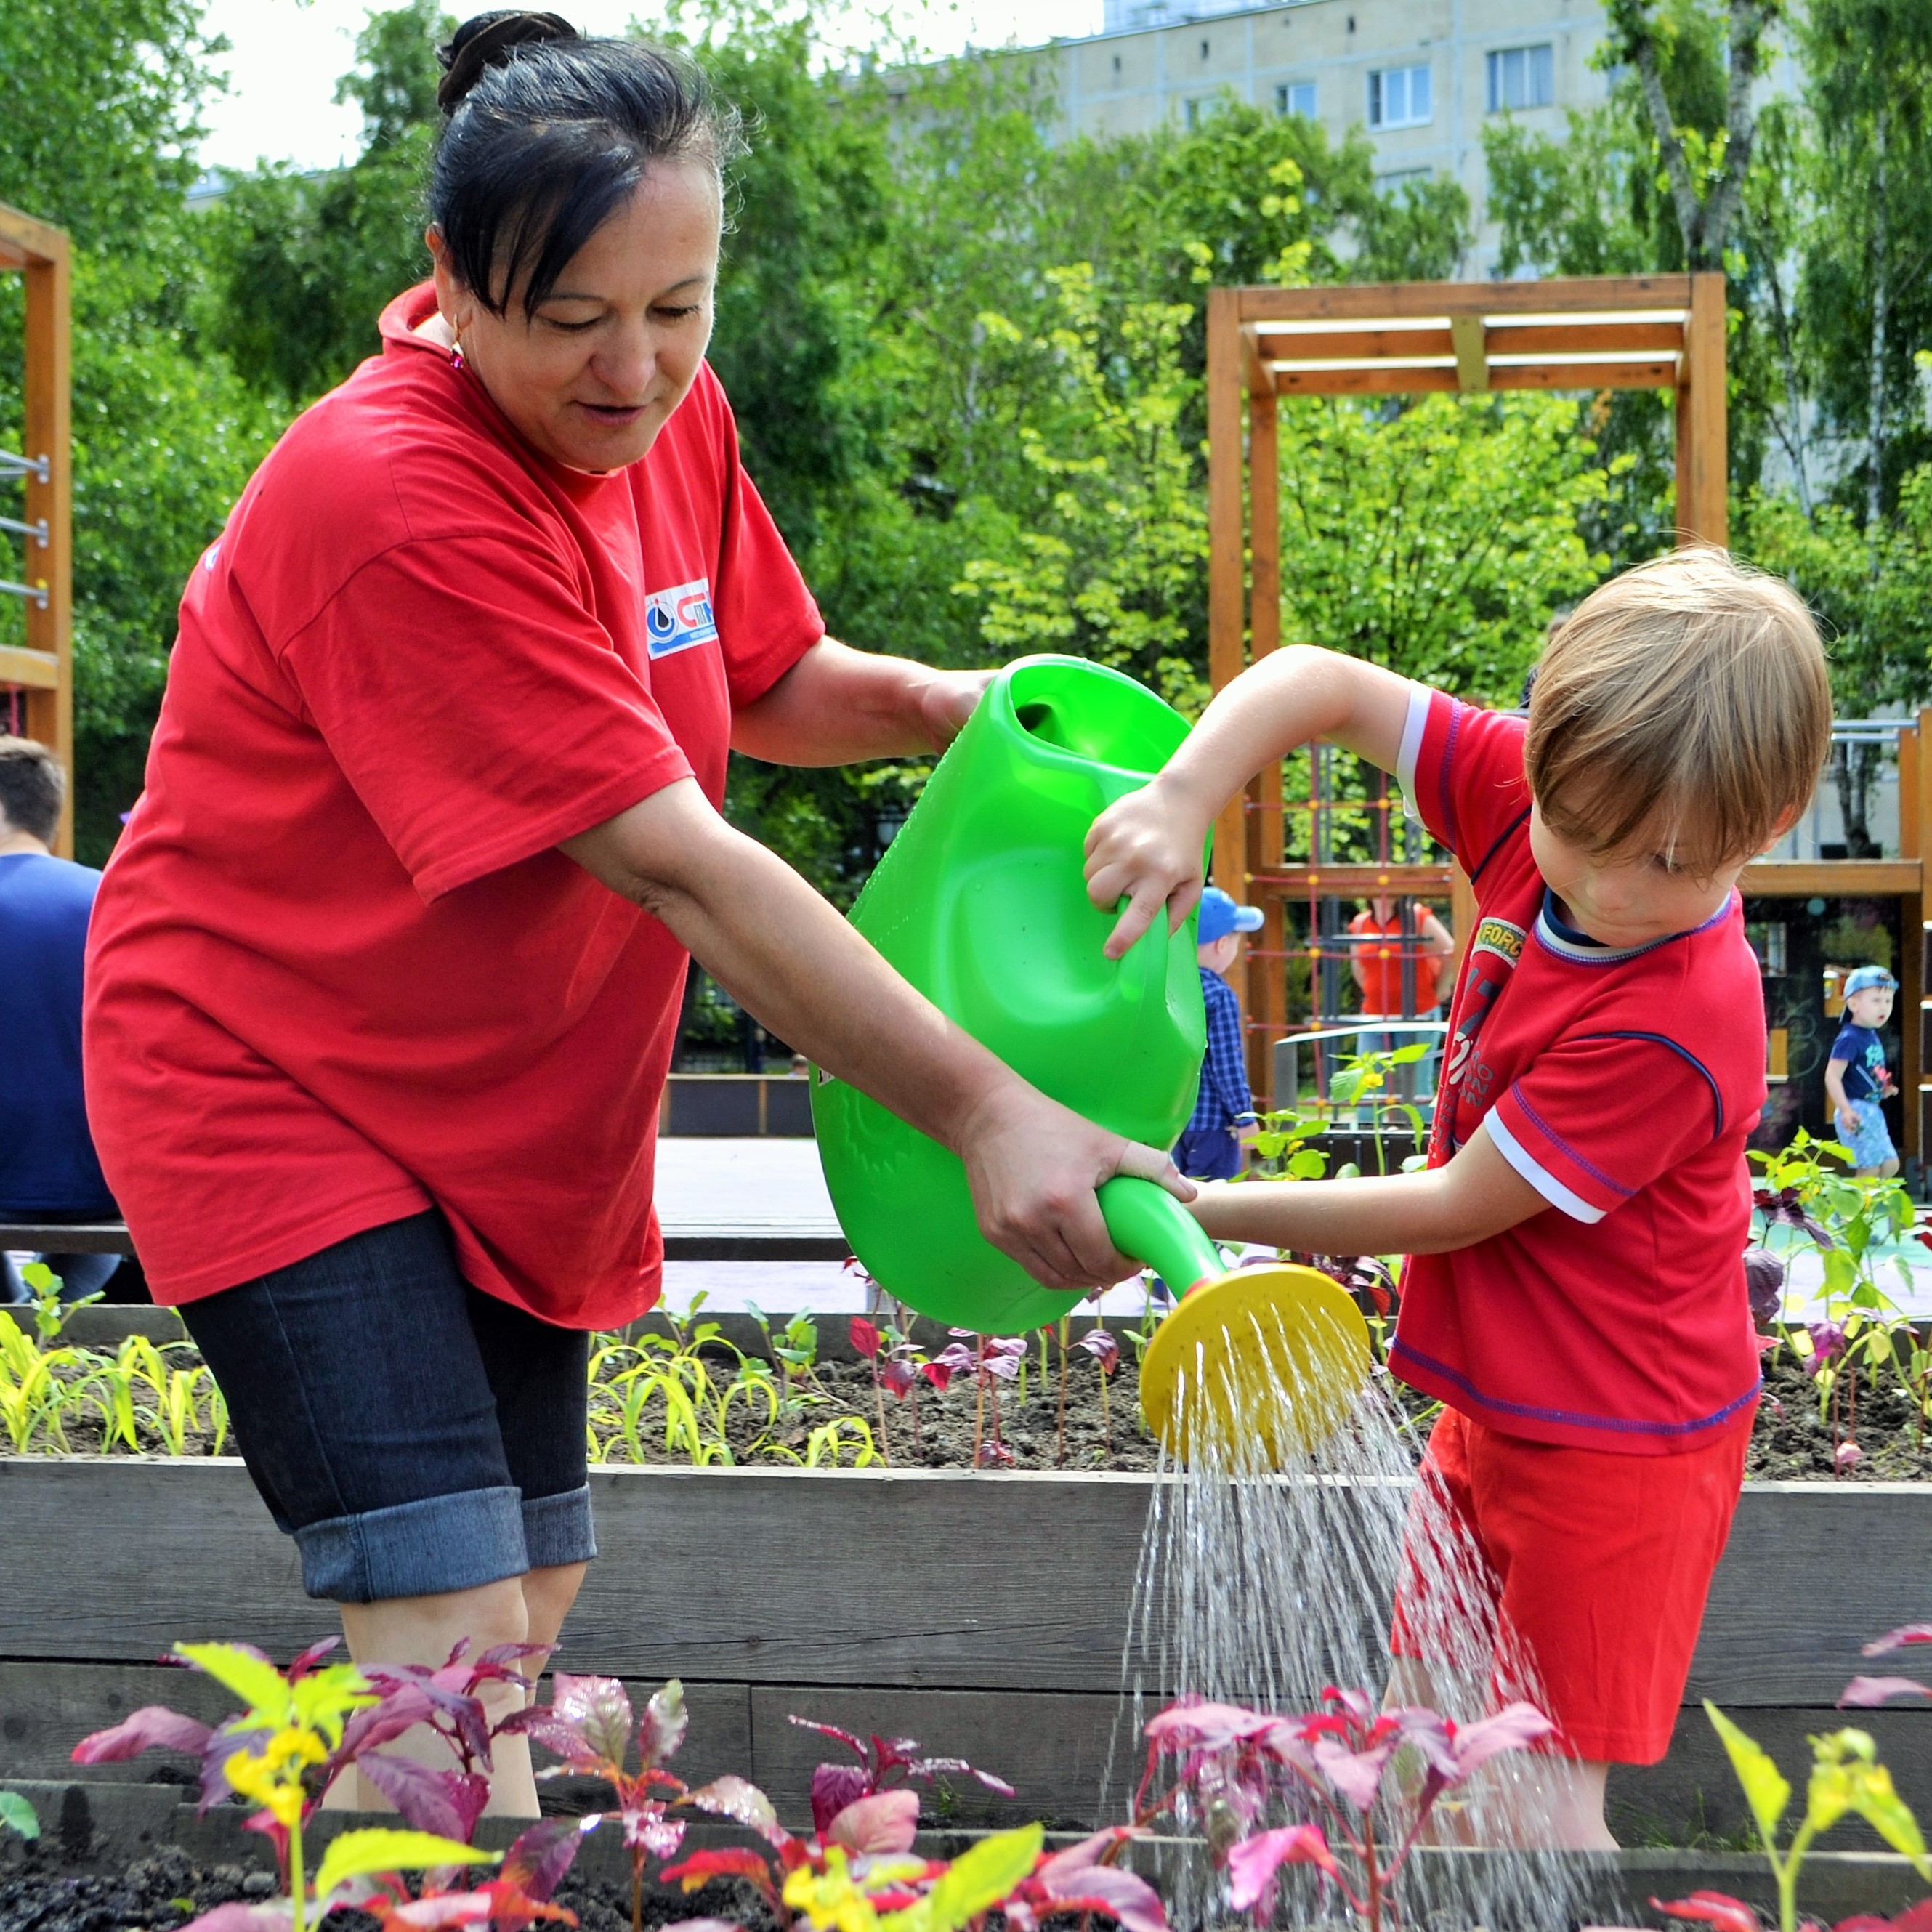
[1173,886,1265,1180]
[1825,963,1899,1176]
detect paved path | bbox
[650,1138,1932,1323]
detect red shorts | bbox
[1389,1404,1753,1764]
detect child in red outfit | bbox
[1083,549,1833,1850]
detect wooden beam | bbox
[1236,275,1694,323]
[1490,360,1680,392]
[1450,315,1488,393]
[1484,321,1685,357]
[0,202,70,267]
[1274,365,1461,396]
[0,646,59,689]
[1206,287,1247,903]
[1253,326,1455,360]
[19,229,73,854]
[1741,860,1921,896]
[1677,270,1729,549]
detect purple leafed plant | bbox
[1839,1624,1932,1710]
[926,1332,1026,1467]
[1131,1689,1553,1932]
[498,1676,774,1932]
[786,1715,1016,1833]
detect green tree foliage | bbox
[203,0,451,403]
[0,0,279,859]
[1274,395,1614,700]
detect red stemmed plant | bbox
[1127,1689,1553,1932]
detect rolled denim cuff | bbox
[294,1484,528,1604]
[522,1484,597,1571]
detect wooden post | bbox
[1247,389,1282,1102]
[1915,711,1932,1166]
[1676,271,1729,550]
[1,205,72,856]
[1206,288,1247,918]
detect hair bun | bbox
[437,11,579,114]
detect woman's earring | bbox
[450,333,464,371]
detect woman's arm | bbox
[1187,1120,1546,1256]
[562,777,1190,1292]
[1084,647,1417,959]
[732,639,993,765]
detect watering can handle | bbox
[1097,1176,1226,1296]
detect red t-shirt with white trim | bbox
[84,283,822,1327]
[1389,686,1765,1453]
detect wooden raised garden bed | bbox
[1,1457,1928,1856]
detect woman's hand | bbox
[1083,777,1215,961]
[914,666,995,751]
[955,1081,1195,1290]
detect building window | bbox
[1375,166,1430,192]
[1184,95,1224,129]
[1276,81,1317,119]
[1367,63,1431,129]
[1486,44,1554,112]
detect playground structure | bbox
[1205,273,1932,1172]
[0,201,72,856]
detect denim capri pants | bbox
[181,1210,597,1604]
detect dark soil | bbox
[0,1844,776,1932]
[12,1325,1932,1482]
[663,1351,1167,1474]
[1742,1349,1932,1482]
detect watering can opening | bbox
[1003,659,1186,775]
[1100,1176,1375,1470]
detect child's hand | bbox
[1085,782,1208,960]
[1837,1106,1861,1136]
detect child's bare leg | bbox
[1482,1753,1615,1851]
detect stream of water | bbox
[1103,1296,1628,1931]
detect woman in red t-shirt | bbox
[83,13,1182,1811]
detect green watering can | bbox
[811,655,1371,1463]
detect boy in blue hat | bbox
[1826,963,1899,1176]
[1174,886,1265,1180]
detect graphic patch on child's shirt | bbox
[644,578,719,658]
[1441,917,1526,1131]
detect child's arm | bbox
[1190,1118,1547,1255]
[1824,1057,1859,1132]
[1086,647,1415,959]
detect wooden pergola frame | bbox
[1206,272,1931,1164]
[0,201,73,856]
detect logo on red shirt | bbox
[644,577,719,658]
[1440,916,1526,1146]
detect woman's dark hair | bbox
[432,11,745,320]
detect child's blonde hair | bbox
[1524,548,1832,868]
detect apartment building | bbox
[1048,0,1619,270]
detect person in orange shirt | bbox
[1347,894,1457,1087]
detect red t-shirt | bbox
[84,284,822,1326]
[1389,687,1765,1453]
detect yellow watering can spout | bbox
[1099,1178,1374,1469]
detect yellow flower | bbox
[225,1727,327,1830]
[783,1849,881,1932]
